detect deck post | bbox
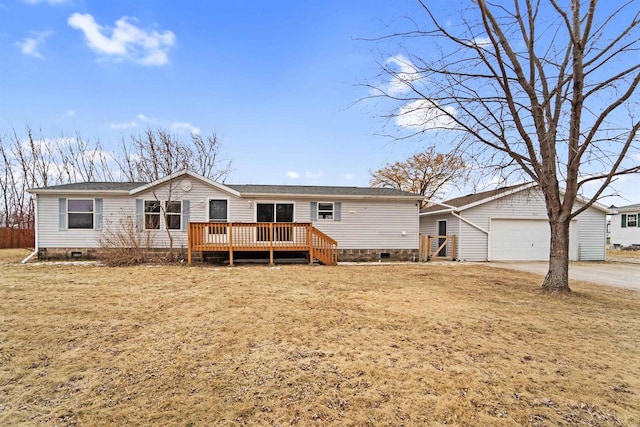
[307,224,314,264]
[187,222,192,265]
[451,235,457,260]
[228,222,234,266]
[269,223,274,265]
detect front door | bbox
[437,220,447,257]
[256,203,294,241]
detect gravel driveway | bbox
[487,260,640,290]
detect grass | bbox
[1,251,639,426]
[607,249,640,261]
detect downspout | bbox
[424,199,489,234]
[21,193,38,264]
[424,199,490,260]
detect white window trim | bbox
[144,200,162,231]
[627,213,638,228]
[254,201,296,222]
[165,200,183,231]
[67,198,95,230]
[317,201,335,221]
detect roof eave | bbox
[237,192,422,200]
[129,169,241,197]
[454,182,537,212]
[420,208,455,216]
[27,189,132,195]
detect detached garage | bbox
[420,183,607,262]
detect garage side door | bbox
[489,219,577,261]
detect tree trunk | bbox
[541,219,571,293]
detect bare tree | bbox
[370,148,466,207]
[117,128,231,182]
[115,128,231,258]
[366,0,640,293]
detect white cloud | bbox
[469,37,491,48]
[67,13,175,66]
[396,99,458,130]
[170,121,200,134]
[285,171,300,179]
[65,109,75,117]
[343,173,354,180]
[137,113,151,122]
[385,54,420,96]
[14,30,53,59]
[110,121,138,129]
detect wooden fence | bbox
[419,234,456,261]
[0,228,35,249]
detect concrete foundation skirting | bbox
[337,248,419,262]
[36,247,187,261]
[36,247,419,264]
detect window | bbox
[144,201,161,230]
[165,201,182,230]
[68,199,94,229]
[208,199,228,234]
[256,202,294,241]
[627,214,638,228]
[317,202,334,220]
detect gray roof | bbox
[421,182,532,213]
[29,180,420,198]
[611,203,640,212]
[29,182,146,192]
[226,184,420,198]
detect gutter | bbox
[423,199,489,235]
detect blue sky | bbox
[0,0,427,185]
[1,0,638,206]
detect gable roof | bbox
[27,169,421,200]
[421,181,609,215]
[420,183,534,215]
[128,169,241,197]
[610,203,640,214]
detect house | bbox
[27,169,423,264]
[609,203,640,249]
[420,183,608,261]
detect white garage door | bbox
[489,219,577,261]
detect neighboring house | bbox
[609,203,640,248]
[420,183,608,261]
[27,169,422,263]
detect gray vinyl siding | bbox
[308,200,419,250]
[36,177,420,251]
[574,202,606,261]
[38,194,134,248]
[419,213,460,258]
[421,187,606,261]
[461,188,548,261]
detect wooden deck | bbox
[187,222,338,265]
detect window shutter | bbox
[310,202,317,221]
[135,199,143,231]
[621,214,627,228]
[95,198,103,231]
[59,198,67,231]
[334,202,341,221]
[182,200,190,230]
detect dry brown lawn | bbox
[1,251,639,426]
[607,249,640,261]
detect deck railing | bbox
[187,222,338,265]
